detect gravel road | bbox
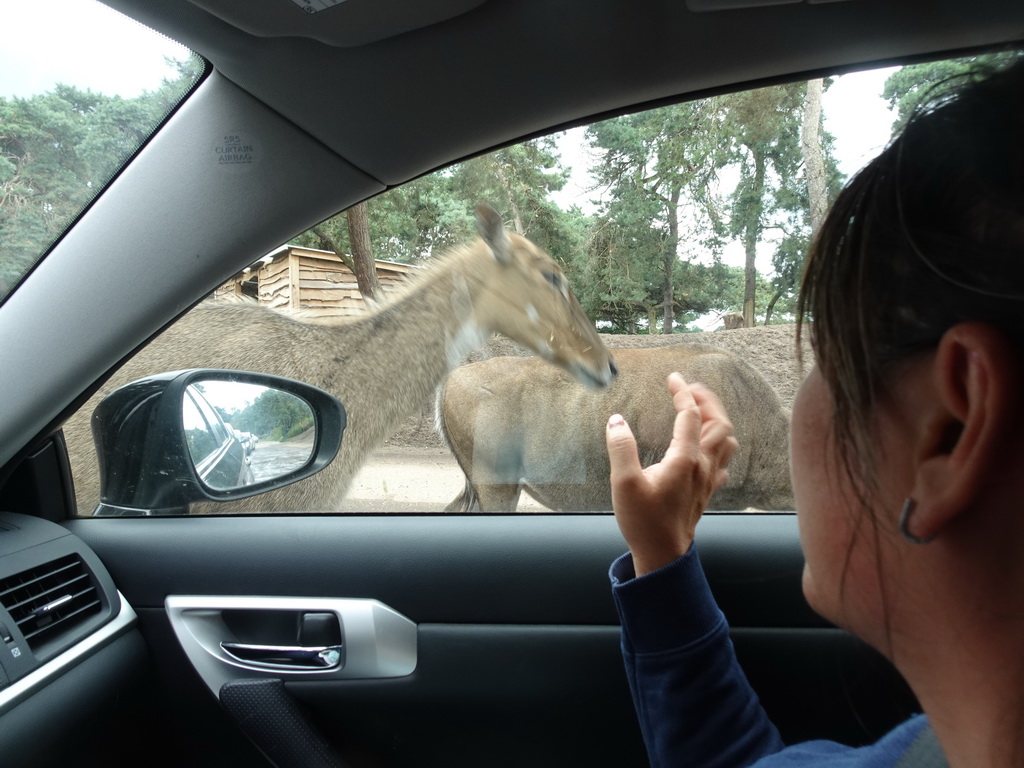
[338,446,546,513]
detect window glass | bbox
[184,391,221,467]
[60,51,1020,516]
[0,0,202,302]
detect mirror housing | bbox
[90,369,345,516]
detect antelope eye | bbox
[544,272,563,291]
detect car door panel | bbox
[0,630,149,768]
[68,514,918,767]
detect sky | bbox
[0,0,189,99]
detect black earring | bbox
[898,498,935,544]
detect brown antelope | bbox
[437,343,793,512]
[65,205,616,514]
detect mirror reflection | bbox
[183,380,316,490]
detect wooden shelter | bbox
[214,245,418,323]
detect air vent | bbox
[0,554,102,650]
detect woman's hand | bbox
[605,372,739,577]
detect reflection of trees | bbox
[185,428,216,462]
[229,390,312,441]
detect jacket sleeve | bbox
[610,545,785,768]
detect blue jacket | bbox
[610,546,929,767]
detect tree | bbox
[883,51,1023,135]
[299,135,579,299]
[584,101,725,333]
[345,201,382,301]
[801,79,830,236]
[0,56,203,294]
[759,78,842,326]
[717,83,807,327]
[230,388,312,440]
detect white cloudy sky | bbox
[0,0,188,99]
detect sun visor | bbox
[188,0,489,47]
[687,0,850,10]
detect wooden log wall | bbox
[214,247,416,322]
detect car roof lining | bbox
[104,0,1024,187]
[187,0,491,48]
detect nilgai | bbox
[437,343,792,512]
[65,205,616,514]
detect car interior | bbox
[1,0,1022,766]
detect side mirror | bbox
[90,369,345,516]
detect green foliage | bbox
[0,55,203,296]
[228,388,312,441]
[883,51,1023,135]
[300,136,572,266]
[575,83,836,330]
[582,101,726,333]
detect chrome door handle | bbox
[166,596,417,696]
[221,642,343,670]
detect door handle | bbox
[166,595,417,697]
[220,641,343,670]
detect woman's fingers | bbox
[691,383,738,467]
[605,375,739,576]
[666,373,705,464]
[662,375,736,475]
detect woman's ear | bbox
[908,322,1023,542]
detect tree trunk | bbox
[494,162,526,235]
[311,225,360,279]
[742,152,765,328]
[347,201,383,302]
[764,289,782,325]
[662,186,682,334]
[662,261,674,334]
[801,79,829,236]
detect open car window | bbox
[0,0,202,303]
[57,50,1021,517]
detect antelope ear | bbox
[475,204,512,264]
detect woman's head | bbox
[793,57,1024,632]
[798,57,1024,507]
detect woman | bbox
[605,59,1024,767]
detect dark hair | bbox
[797,57,1024,498]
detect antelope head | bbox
[469,204,616,389]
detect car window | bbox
[51,49,1019,516]
[183,389,224,467]
[0,0,202,303]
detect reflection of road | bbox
[337,447,766,514]
[249,441,312,482]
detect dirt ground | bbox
[343,324,810,511]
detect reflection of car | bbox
[0,1,1021,766]
[183,386,255,490]
[235,430,258,456]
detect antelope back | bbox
[439,343,793,511]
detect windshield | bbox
[0,0,202,302]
